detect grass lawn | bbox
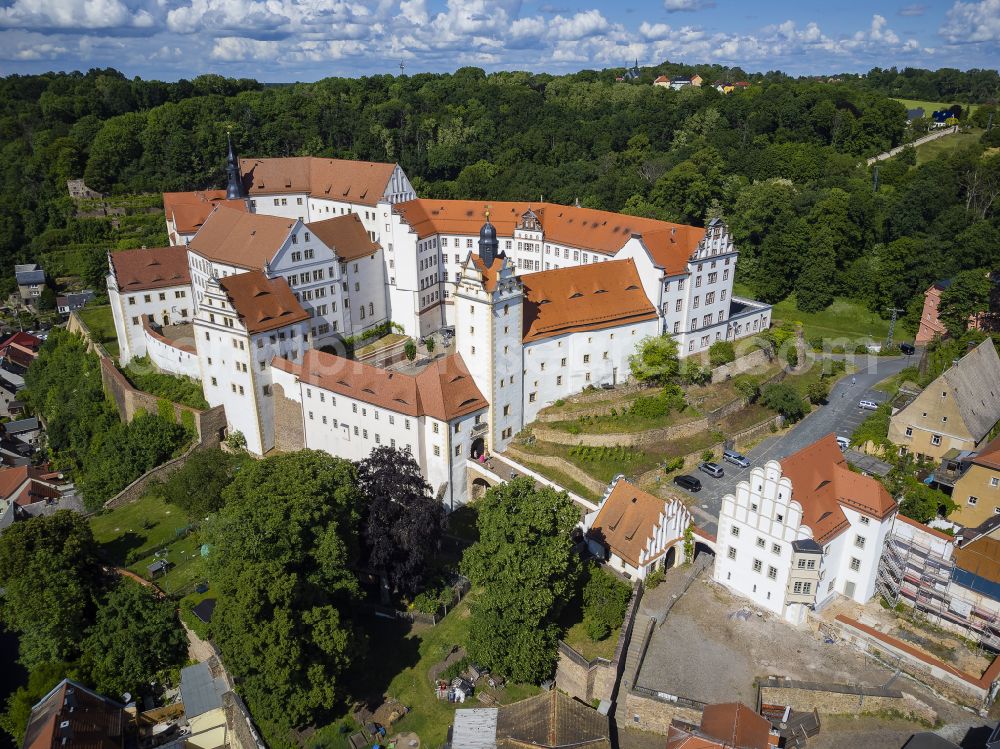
[352,593,540,746]
[354,332,408,358]
[89,492,207,595]
[547,405,700,436]
[891,98,979,117]
[915,128,984,165]
[767,294,890,344]
[77,303,119,357]
[563,620,620,662]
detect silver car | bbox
[698,461,724,478]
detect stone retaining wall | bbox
[758,678,936,724]
[620,691,701,734]
[532,415,709,448]
[709,348,771,383]
[503,445,607,496]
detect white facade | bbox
[193,277,309,456]
[714,457,894,625]
[108,280,192,364]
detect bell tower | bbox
[225,132,245,200]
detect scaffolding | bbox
[878,532,1000,652]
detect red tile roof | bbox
[780,434,896,543]
[973,434,1000,472]
[306,213,381,261]
[218,272,309,334]
[240,157,396,206]
[520,259,657,343]
[588,478,679,568]
[23,679,125,749]
[394,199,704,260]
[162,190,247,235]
[188,205,294,270]
[0,332,41,352]
[699,703,771,749]
[109,246,190,292]
[294,349,487,422]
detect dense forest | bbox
[1,64,997,325]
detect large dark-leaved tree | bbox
[356,446,446,597]
[462,478,580,683]
[938,268,993,337]
[0,511,105,669]
[206,451,362,747]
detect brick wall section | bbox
[758,679,936,724]
[620,692,701,734]
[272,383,305,453]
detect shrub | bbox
[831,345,845,354]
[701,449,714,462]
[761,383,808,422]
[441,656,471,682]
[785,347,798,368]
[404,339,417,361]
[583,565,630,640]
[733,376,760,405]
[806,380,830,405]
[585,615,610,642]
[645,568,665,589]
[808,337,824,351]
[664,456,684,473]
[425,336,435,353]
[854,343,869,355]
[412,591,442,614]
[708,340,736,367]
[554,399,565,407]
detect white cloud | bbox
[0,0,155,30]
[869,14,900,44]
[663,0,713,12]
[940,0,1000,42]
[547,10,610,40]
[638,21,672,41]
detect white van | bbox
[836,436,850,451]
[859,400,879,411]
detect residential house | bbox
[4,417,41,448]
[942,435,1000,527]
[713,81,736,94]
[14,264,45,306]
[450,690,610,749]
[653,75,670,88]
[714,434,897,625]
[21,679,127,749]
[583,475,692,579]
[666,702,776,749]
[180,659,230,749]
[56,290,95,315]
[889,339,1000,462]
[0,464,78,526]
[0,332,42,374]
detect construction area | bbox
[624,564,987,747]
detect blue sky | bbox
[0,0,997,81]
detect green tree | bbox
[207,451,362,743]
[806,379,830,405]
[37,286,57,311]
[581,565,631,641]
[462,478,580,683]
[760,382,808,422]
[82,579,186,697]
[733,375,760,405]
[158,447,248,520]
[898,477,956,523]
[404,339,417,361]
[629,336,680,385]
[938,269,992,336]
[0,512,104,668]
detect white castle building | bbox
[104,147,773,505]
[713,434,897,625]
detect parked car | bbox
[858,400,879,411]
[698,461,724,478]
[899,342,915,355]
[836,436,850,451]
[722,449,750,468]
[673,474,702,492]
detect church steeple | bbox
[478,208,499,267]
[225,132,244,200]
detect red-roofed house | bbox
[583,475,692,579]
[666,702,776,749]
[714,434,897,624]
[22,679,126,749]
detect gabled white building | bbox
[193,271,310,456]
[584,475,692,579]
[271,349,488,510]
[714,434,897,625]
[107,245,193,364]
[186,205,387,345]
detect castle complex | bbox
[107,145,771,506]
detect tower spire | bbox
[478,206,498,267]
[226,131,244,200]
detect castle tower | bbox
[455,212,524,454]
[225,133,245,200]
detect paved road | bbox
[678,354,916,535]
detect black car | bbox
[673,474,702,492]
[899,342,915,355]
